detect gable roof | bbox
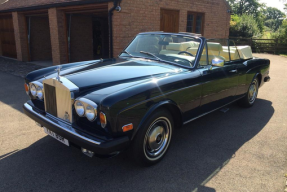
[0,0,232,13]
[0,0,112,12]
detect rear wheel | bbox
[238,78,259,107]
[131,110,173,166]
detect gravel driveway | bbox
[0,54,286,192]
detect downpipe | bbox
[108,0,121,58]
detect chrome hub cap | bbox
[248,79,258,104]
[144,117,171,160]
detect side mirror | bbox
[211,58,225,67]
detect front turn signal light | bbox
[122,123,133,132]
[100,112,107,128]
[24,83,29,95]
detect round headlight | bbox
[30,84,37,96]
[85,105,97,121]
[36,86,44,99]
[75,101,85,117]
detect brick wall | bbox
[12,12,29,61]
[48,8,68,65]
[30,16,52,61]
[70,15,93,62]
[109,0,231,56]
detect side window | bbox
[198,43,208,66]
[206,39,229,64]
[186,12,204,35]
[228,40,241,62]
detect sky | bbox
[259,0,285,12]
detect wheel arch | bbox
[252,72,262,87]
[131,100,183,140]
[256,73,262,87]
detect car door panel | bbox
[198,63,238,114]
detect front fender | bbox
[119,99,182,140]
[117,97,182,140]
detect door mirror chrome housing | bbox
[212,58,225,67]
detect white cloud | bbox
[259,0,285,12]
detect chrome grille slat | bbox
[44,84,57,117]
[43,78,74,123]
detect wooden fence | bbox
[229,37,287,54]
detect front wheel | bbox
[238,78,259,107]
[131,110,173,166]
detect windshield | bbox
[119,34,201,67]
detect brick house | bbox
[0,0,231,65]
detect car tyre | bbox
[131,109,174,166]
[238,77,259,108]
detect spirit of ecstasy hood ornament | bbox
[55,65,62,82]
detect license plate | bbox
[44,127,69,146]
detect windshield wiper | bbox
[120,50,133,57]
[139,51,161,61]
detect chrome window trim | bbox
[24,103,101,145]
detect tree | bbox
[227,0,264,33]
[228,0,262,16]
[262,7,285,31]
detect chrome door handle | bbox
[229,69,237,73]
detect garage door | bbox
[0,15,17,58]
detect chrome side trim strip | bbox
[183,96,245,125]
[24,103,101,145]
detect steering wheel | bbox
[178,51,194,57]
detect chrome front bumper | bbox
[23,102,129,157]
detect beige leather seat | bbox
[205,42,223,56]
[160,42,200,55]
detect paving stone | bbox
[0,57,44,78]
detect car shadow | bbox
[0,99,274,192]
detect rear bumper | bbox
[23,102,130,157]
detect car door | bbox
[197,40,239,114]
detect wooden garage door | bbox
[160,9,179,33]
[0,15,17,58]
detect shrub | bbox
[230,14,261,38]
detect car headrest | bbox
[166,42,200,52]
[207,42,223,52]
[166,43,185,51]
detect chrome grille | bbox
[44,84,57,117]
[43,79,73,123]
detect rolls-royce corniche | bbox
[23,32,270,166]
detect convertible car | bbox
[23,32,270,166]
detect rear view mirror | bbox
[211,58,224,67]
